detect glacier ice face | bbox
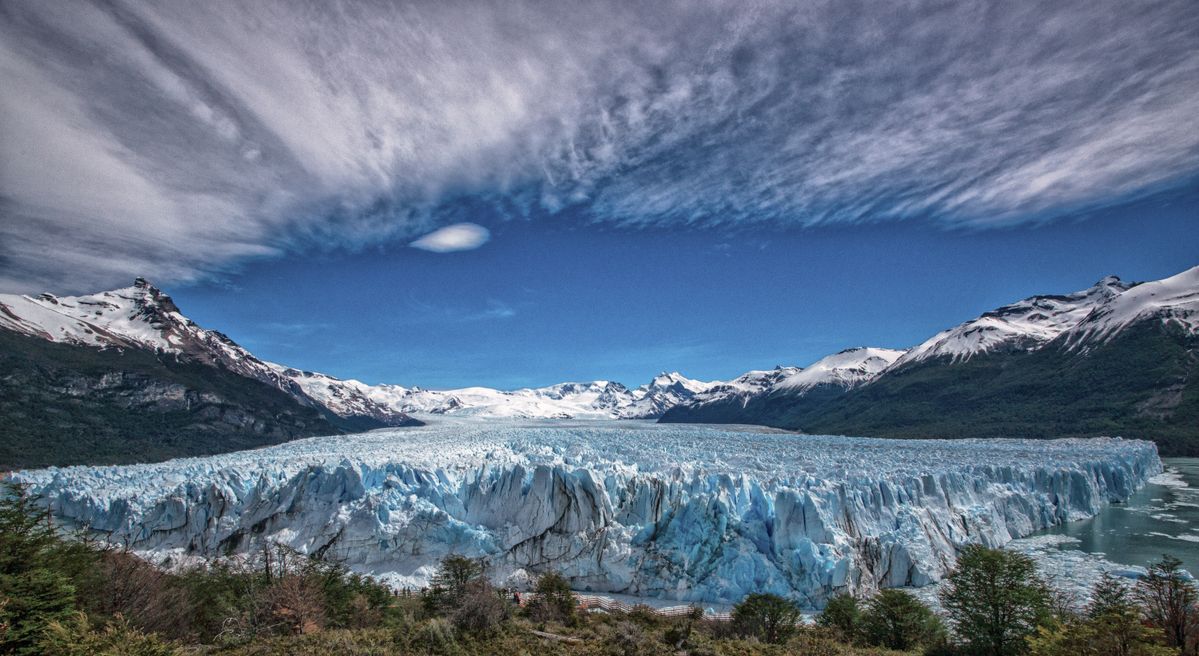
[14,419,1161,607]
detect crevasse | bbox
[15,419,1161,608]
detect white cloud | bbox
[0,0,1196,291]
[409,223,491,253]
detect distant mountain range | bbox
[0,279,718,467]
[1,265,1196,467]
[662,265,1199,456]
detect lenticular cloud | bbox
[409,223,491,253]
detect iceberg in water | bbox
[14,418,1160,607]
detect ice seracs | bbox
[16,419,1161,607]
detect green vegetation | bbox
[859,590,946,651]
[788,322,1199,456]
[0,331,344,469]
[1027,573,1173,656]
[1,483,1196,655]
[730,593,802,644]
[663,322,1199,455]
[938,545,1054,656]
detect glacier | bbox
[13,419,1161,608]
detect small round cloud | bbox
[409,223,491,253]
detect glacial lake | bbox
[1032,457,1199,573]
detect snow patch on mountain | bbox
[1063,265,1199,347]
[0,279,414,426]
[773,348,906,391]
[0,278,192,352]
[273,372,718,420]
[16,419,1160,606]
[892,276,1133,367]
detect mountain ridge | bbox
[661,265,1199,455]
[3,264,1196,465]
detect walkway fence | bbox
[519,591,732,622]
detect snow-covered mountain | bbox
[888,266,1198,367]
[0,279,416,428]
[773,347,907,391]
[3,264,1195,463]
[0,277,720,426]
[1061,265,1199,348]
[271,369,717,420]
[890,275,1133,367]
[665,348,905,419]
[665,265,1199,454]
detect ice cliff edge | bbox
[13,419,1162,607]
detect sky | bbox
[1,1,1197,388]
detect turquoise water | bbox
[1033,457,1199,573]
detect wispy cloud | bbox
[399,295,517,325]
[410,223,491,253]
[1,1,1196,292]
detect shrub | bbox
[526,571,577,626]
[263,574,326,635]
[816,592,860,642]
[609,620,650,656]
[858,588,945,650]
[940,545,1052,656]
[425,555,486,616]
[38,612,180,656]
[450,579,509,637]
[88,550,191,638]
[414,617,460,656]
[731,592,801,645]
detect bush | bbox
[664,619,695,650]
[940,545,1052,656]
[817,592,861,642]
[263,573,326,635]
[731,592,801,644]
[38,612,180,656]
[449,579,509,637]
[608,620,651,656]
[858,589,945,650]
[1027,576,1174,656]
[425,555,485,615]
[525,571,577,626]
[415,617,460,656]
[88,550,191,638]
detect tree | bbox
[859,588,946,650]
[263,574,326,635]
[1029,573,1172,656]
[940,545,1052,656]
[731,592,801,645]
[425,555,485,614]
[525,571,577,626]
[0,484,86,655]
[1134,555,1198,650]
[817,592,861,642]
[450,579,509,636]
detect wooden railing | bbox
[517,591,732,622]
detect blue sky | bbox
[169,187,1199,389]
[2,1,1197,388]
